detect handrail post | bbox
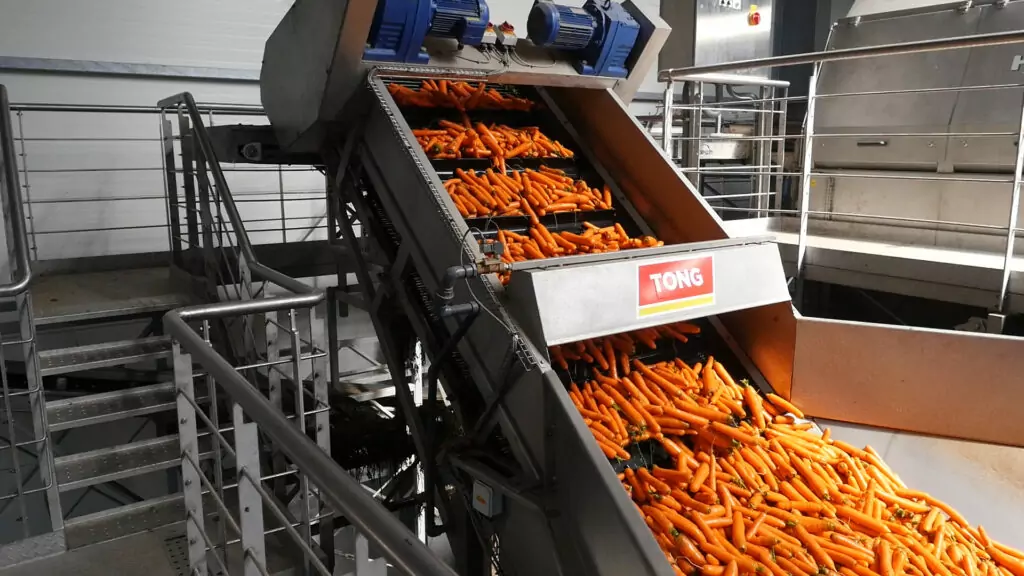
[0,86,33,297]
[1,84,64,540]
[234,402,268,576]
[662,80,675,157]
[165,304,456,576]
[157,92,313,295]
[309,302,334,567]
[174,343,209,574]
[998,90,1024,314]
[774,86,789,213]
[795,70,819,306]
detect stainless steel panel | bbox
[792,316,1024,447]
[506,240,790,346]
[694,0,774,77]
[947,2,1024,172]
[660,0,775,77]
[547,87,728,244]
[815,8,979,170]
[615,1,673,103]
[700,132,752,161]
[548,87,798,399]
[261,0,378,152]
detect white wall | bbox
[0,0,662,261]
[0,0,290,69]
[0,0,326,261]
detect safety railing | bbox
[6,100,326,262]
[160,92,451,575]
[658,27,1024,314]
[653,73,790,219]
[0,85,63,548]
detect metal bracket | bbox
[987,312,1007,335]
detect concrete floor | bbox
[823,419,1024,549]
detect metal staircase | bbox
[0,85,451,574]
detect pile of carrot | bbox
[549,322,699,372]
[445,167,611,218]
[492,221,661,284]
[389,80,535,111]
[414,121,573,169]
[560,326,1024,576]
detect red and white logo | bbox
[637,256,715,317]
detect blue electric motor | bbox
[526,0,640,78]
[365,0,490,64]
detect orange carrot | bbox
[766,393,805,418]
[745,511,768,540]
[690,462,711,493]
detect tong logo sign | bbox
[637,256,715,318]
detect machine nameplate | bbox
[637,256,715,318]
[504,240,790,347]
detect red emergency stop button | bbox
[748,11,761,25]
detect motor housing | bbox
[365,0,491,63]
[526,0,641,78]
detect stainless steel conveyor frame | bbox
[182,4,1024,574]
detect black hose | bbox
[424,281,482,537]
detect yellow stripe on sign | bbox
[638,294,715,318]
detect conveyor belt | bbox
[345,73,791,576]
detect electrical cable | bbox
[506,45,557,69]
[457,226,516,336]
[454,45,492,65]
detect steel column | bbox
[998,90,1024,313]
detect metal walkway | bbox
[32,268,192,326]
[0,529,180,576]
[725,217,1024,313]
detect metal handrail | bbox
[11,102,266,115]
[158,91,453,574]
[158,91,314,296]
[659,28,1024,79]
[668,73,791,89]
[164,302,456,576]
[0,85,32,297]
